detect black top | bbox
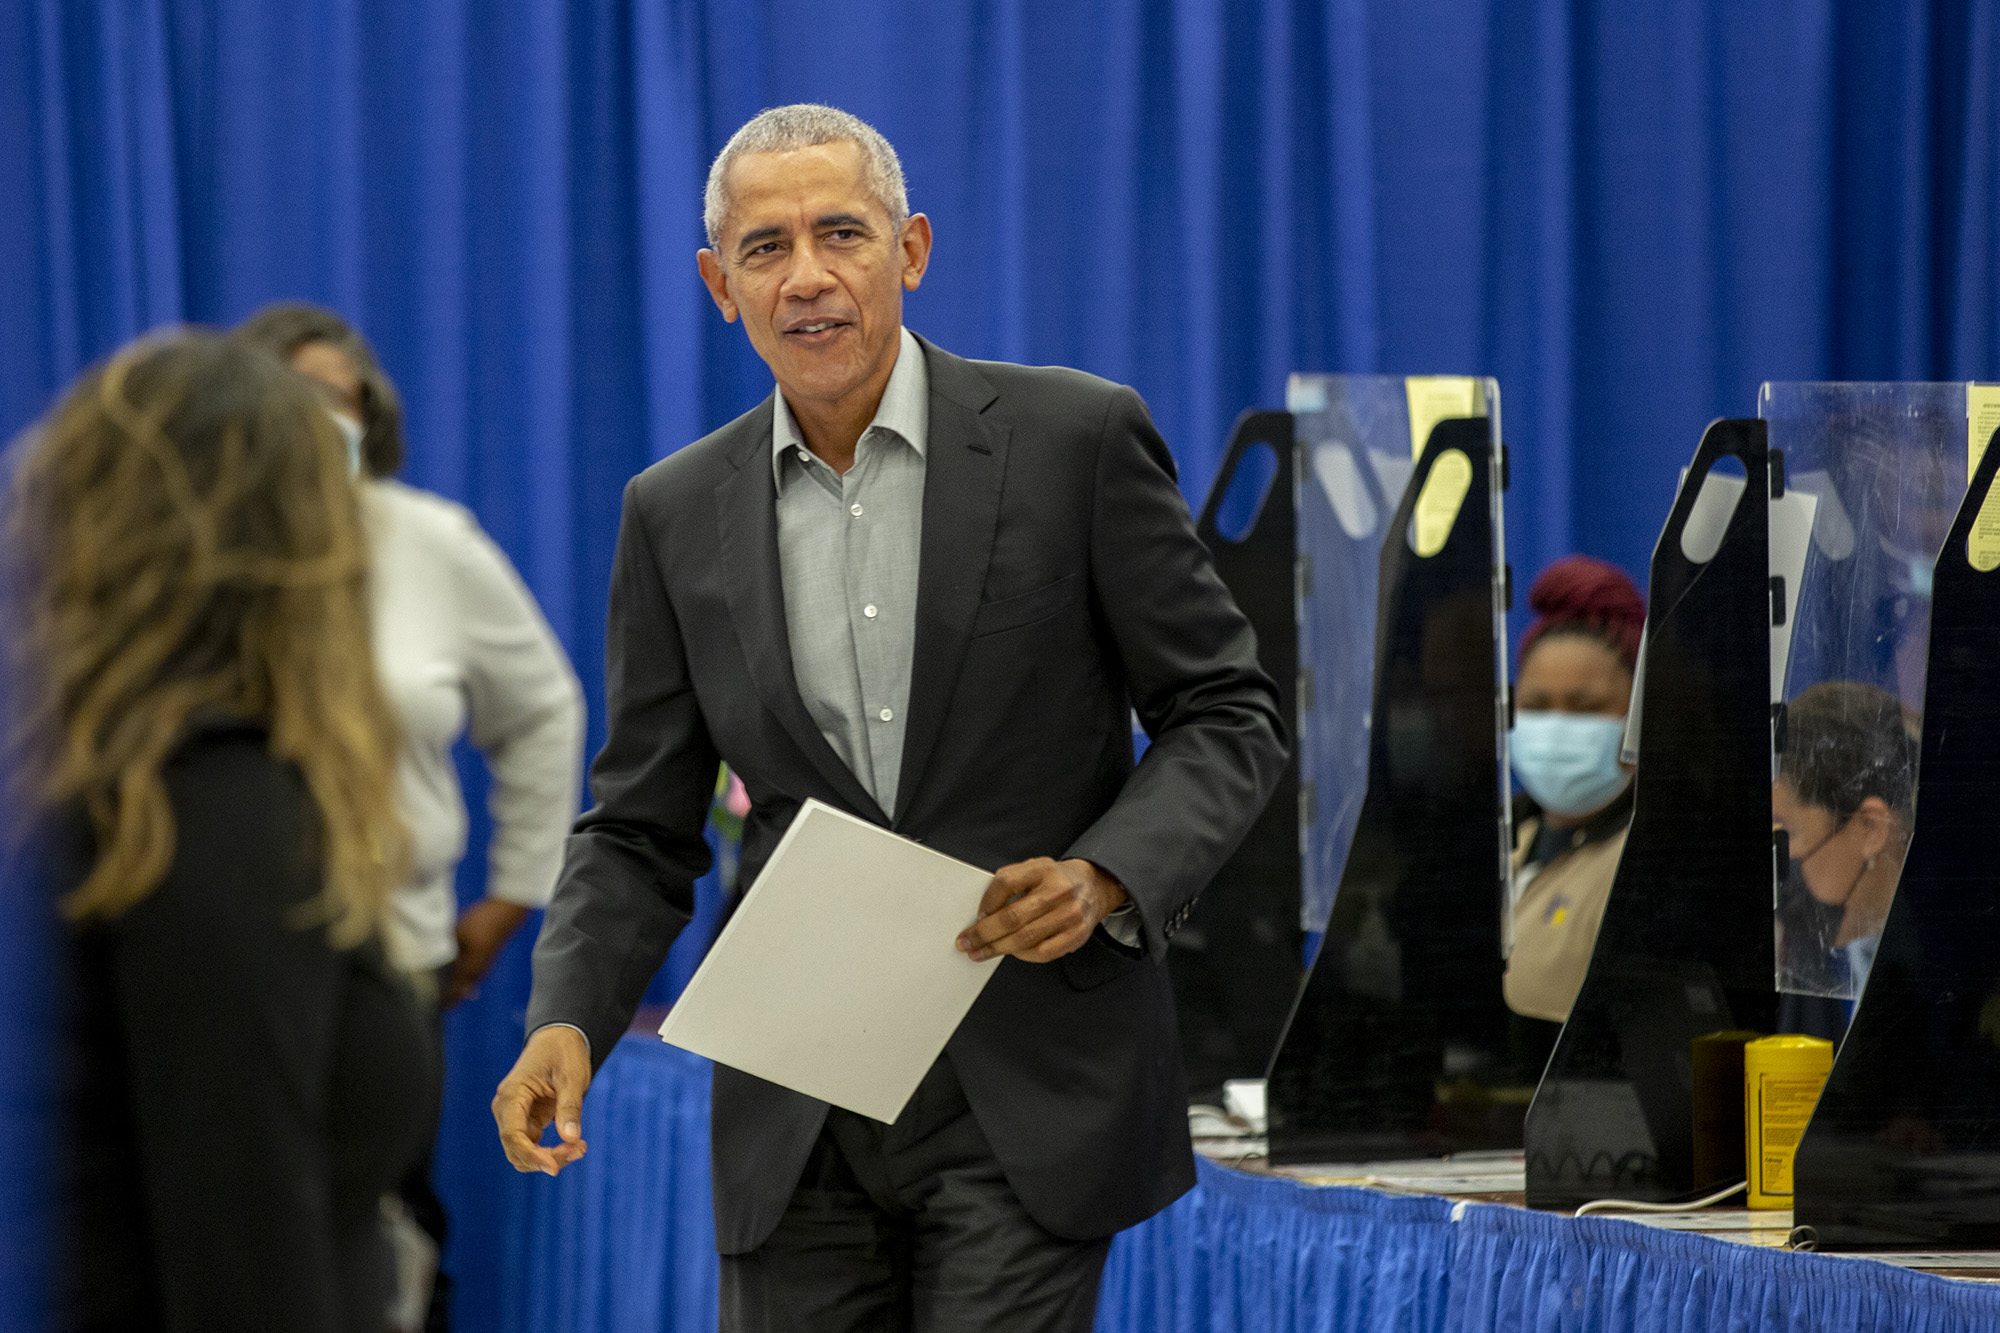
[58,720,436,1332]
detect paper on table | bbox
[1624,1210,1792,1233]
[1839,1251,2000,1270]
[658,799,1000,1123]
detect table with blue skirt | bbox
[491,1038,2000,1332]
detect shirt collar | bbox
[772,326,929,489]
[1523,782,1634,866]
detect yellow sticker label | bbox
[1970,383,2000,476]
[1411,449,1473,557]
[1970,468,2000,573]
[1405,376,1482,459]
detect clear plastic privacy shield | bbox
[1758,383,1970,1002]
[1286,374,1511,938]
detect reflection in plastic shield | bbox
[1758,384,1968,1005]
[1286,374,1510,936]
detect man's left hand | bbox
[447,899,533,1007]
[956,858,1128,964]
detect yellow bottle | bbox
[1744,1035,1834,1209]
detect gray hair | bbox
[703,104,909,250]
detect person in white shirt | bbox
[238,303,586,1331]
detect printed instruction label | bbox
[1412,449,1474,557]
[1970,469,2000,573]
[1756,1074,1824,1196]
[1405,376,1481,459]
[1970,383,2000,476]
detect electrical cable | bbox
[1572,1180,1747,1215]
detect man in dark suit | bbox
[494,104,1285,1331]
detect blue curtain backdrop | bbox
[4,1,1999,1328]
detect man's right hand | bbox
[493,1025,592,1176]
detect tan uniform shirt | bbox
[1503,818,1629,1023]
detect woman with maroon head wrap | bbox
[1503,555,1646,1031]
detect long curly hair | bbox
[4,330,407,946]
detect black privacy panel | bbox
[1524,418,1777,1209]
[1792,432,2000,1250]
[1266,415,1510,1164]
[1175,410,1304,1097]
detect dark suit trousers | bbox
[719,1054,1112,1333]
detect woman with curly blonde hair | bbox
[9,330,436,1332]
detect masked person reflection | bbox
[12,333,435,1331]
[1771,681,1917,1042]
[236,304,586,1331]
[1502,557,1644,1036]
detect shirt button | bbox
[850,502,864,517]
[878,707,894,722]
[864,604,879,619]
[797,449,811,463]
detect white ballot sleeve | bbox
[658,799,1001,1123]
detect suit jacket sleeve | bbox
[526,478,721,1067]
[1065,386,1289,958]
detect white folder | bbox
[658,799,1001,1123]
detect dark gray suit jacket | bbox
[527,335,1286,1253]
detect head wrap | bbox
[1518,555,1645,671]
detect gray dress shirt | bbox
[772,326,928,819]
[774,328,1138,947]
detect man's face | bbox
[698,141,930,413]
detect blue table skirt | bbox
[495,1037,2000,1332]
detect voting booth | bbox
[1248,375,1517,1165]
[1177,410,1307,1094]
[1760,383,1967,1025]
[1522,384,2000,1235]
[1778,385,2000,1249]
[1524,418,1780,1209]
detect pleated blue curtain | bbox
[502,1044,718,1333]
[1098,1164,1458,1333]
[12,3,2000,584]
[1444,1201,2000,1333]
[5,3,2000,1329]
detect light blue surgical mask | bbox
[327,409,365,477]
[1510,710,1632,818]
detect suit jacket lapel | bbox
[712,400,889,823]
[895,339,1008,821]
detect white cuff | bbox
[1102,902,1143,949]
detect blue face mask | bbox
[1510,710,1631,818]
